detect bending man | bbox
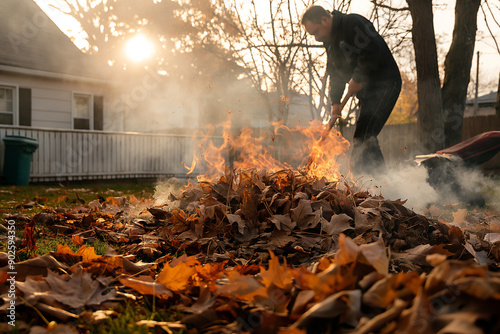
[301,5,401,175]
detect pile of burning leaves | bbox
[2,168,500,333]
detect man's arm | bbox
[331,79,362,117]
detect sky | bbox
[35,0,499,95]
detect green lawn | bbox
[0,179,188,333]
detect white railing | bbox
[0,126,221,182]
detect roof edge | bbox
[0,64,119,85]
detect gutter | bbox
[0,64,122,85]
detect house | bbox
[0,0,126,131]
[0,0,206,182]
[464,91,498,118]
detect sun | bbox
[125,34,155,62]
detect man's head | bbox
[301,5,333,43]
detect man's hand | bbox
[331,104,341,117]
[347,79,363,95]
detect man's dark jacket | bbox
[325,10,400,104]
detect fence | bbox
[1,115,498,183]
[0,126,215,182]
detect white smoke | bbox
[360,164,441,213]
[359,160,500,214]
[153,177,184,208]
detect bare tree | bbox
[441,0,481,147]
[222,0,320,124]
[406,0,445,152]
[372,0,493,151]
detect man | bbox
[301,5,401,175]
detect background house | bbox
[464,91,498,118]
[0,0,129,131]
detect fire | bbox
[186,119,350,182]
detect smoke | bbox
[153,177,184,208]
[359,160,500,213]
[359,164,441,213]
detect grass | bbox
[0,179,189,333]
[0,179,157,215]
[79,299,184,334]
[0,179,159,259]
[33,236,110,256]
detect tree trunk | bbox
[441,0,481,147]
[407,0,445,152]
[496,72,500,116]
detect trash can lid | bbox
[3,135,39,146]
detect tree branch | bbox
[370,0,409,12]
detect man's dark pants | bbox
[351,77,402,175]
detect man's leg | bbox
[352,79,401,175]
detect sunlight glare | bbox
[125,34,155,62]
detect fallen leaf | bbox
[119,275,172,299]
[0,253,68,279]
[71,235,84,245]
[157,261,197,292]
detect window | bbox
[73,93,93,130]
[0,86,15,125]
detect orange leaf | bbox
[292,263,356,301]
[216,270,267,301]
[157,261,196,292]
[194,262,226,291]
[56,244,77,255]
[260,251,293,290]
[448,226,464,243]
[0,270,8,285]
[57,195,70,203]
[77,245,101,262]
[119,276,172,299]
[72,235,84,246]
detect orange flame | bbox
[185,118,350,182]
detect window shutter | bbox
[19,88,32,126]
[94,95,104,130]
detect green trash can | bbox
[2,135,39,186]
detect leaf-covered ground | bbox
[1,170,500,333]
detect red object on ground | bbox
[437,131,500,165]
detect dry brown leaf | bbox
[354,298,409,334]
[269,214,296,231]
[119,275,172,299]
[399,286,434,333]
[363,272,422,308]
[291,290,362,329]
[182,286,216,313]
[18,269,116,309]
[291,199,317,230]
[452,208,468,225]
[359,239,389,275]
[323,213,353,236]
[216,270,266,301]
[35,302,79,322]
[292,262,356,300]
[29,324,79,334]
[0,253,68,279]
[453,276,500,300]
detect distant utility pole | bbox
[473,51,480,116]
[496,71,500,116]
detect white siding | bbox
[0,72,119,130]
